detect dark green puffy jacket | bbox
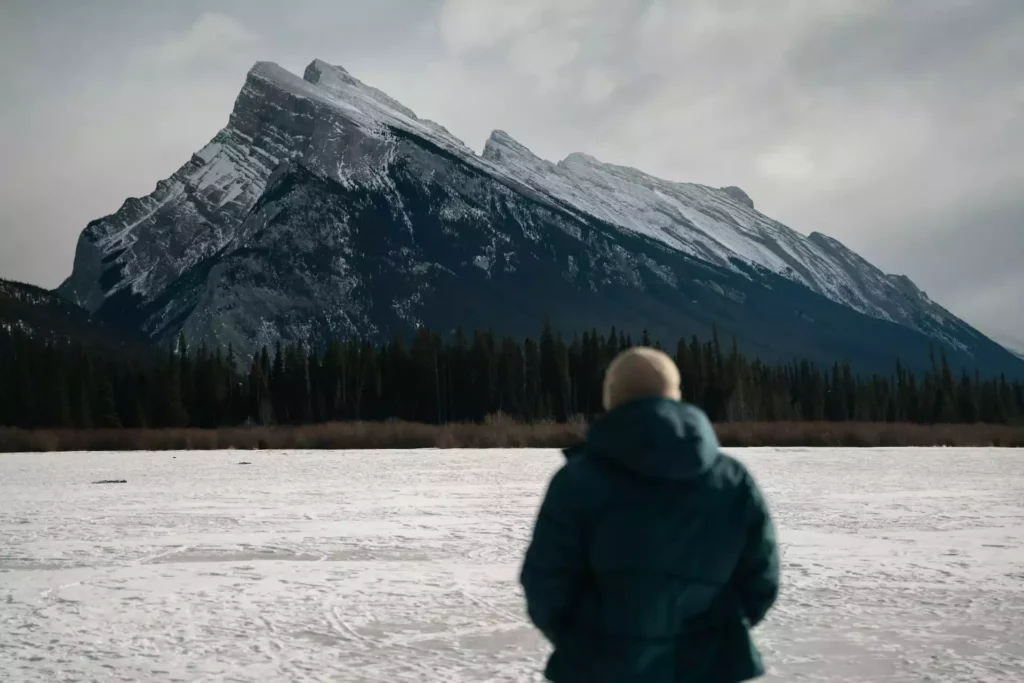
[520,398,779,683]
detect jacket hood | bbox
[566,398,720,480]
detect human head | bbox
[602,346,682,411]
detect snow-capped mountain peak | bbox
[55,58,1023,376]
[720,186,754,209]
[475,136,962,342]
[303,59,419,123]
[482,129,537,160]
[234,60,899,338]
[303,60,358,87]
[561,151,603,167]
[249,59,473,159]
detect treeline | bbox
[1,323,1023,430]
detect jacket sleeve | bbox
[732,472,780,627]
[519,465,587,647]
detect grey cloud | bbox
[791,0,1024,89]
[0,0,1021,343]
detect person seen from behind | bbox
[520,346,780,682]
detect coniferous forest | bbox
[2,321,1022,433]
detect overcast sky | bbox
[1,0,1021,345]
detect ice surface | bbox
[1,448,1022,682]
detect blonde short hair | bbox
[602,346,682,411]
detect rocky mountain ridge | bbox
[56,59,1023,376]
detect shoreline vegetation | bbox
[4,320,1023,455]
[2,417,1023,453]
[4,322,1023,435]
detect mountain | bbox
[1,278,153,357]
[58,59,1024,376]
[996,336,1024,361]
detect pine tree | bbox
[46,346,73,428]
[161,345,190,428]
[0,335,12,426]
[14,354,37,428]
[540,321,571,421]
[957,370,978,424]
[523,337,543,421]
[92,360,122,428]
[177,333,195,426]
[248,355,272,425]
[270,341,286,424]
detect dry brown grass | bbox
[0,417,587,453]
[1,418,1022,453]
[714,421,1024,448]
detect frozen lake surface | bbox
[1,447,1022,682]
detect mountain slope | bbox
[58,59,1024,376]
[1,279,154,358]
[996,336,1024,361]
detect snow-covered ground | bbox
[1,448,1022,682]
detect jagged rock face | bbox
[720,186,754,210]
[58,60,1023,375]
